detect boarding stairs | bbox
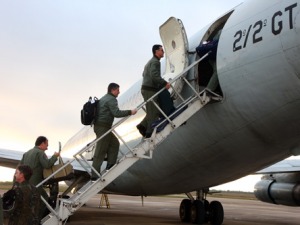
[40,52,222,225]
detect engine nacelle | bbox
[254,174,300,206]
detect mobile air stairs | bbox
[40,52,222,225]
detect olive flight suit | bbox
[20,147,58,221]
[92,92,131,178]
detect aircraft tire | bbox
[203,199,210,223]
[190,200,205,224]
[209,201,224,225]
[179,199,191,222]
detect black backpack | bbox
[2,189,16,211]
[81,96,99,125]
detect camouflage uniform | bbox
[7,181,40,225]
[20,146,58,221]
[0,194,3,225]
[92,92,131,177]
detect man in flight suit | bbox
[91,83,137,180]
[137,44,171,138]
[20,136,60,221]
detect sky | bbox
[0,0,268,192]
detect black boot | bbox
[106,163,115,171]
[136,124,146,137]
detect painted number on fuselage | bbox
[233,3,297,52]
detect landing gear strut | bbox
[179,190,224,225]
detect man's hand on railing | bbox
[165,82,171,89]
[131,109,138,115]
[54,152,60,157]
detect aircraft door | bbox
[159,17,189,97]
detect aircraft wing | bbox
[0,148,86,172]
[256,159,300,174]
[0,148,23,169]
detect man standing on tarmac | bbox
[0,194,3,225]
[7,165,40,225]
[20,136,60,221]
[137,44,170,138]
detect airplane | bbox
[1,0,300,224]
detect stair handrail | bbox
[72,52,210,157]
[38,51,210,191]
[40,52,211,224]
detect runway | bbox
[66,194,299,225]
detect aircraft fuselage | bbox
[106,0,300,196]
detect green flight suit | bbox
[92,93,131,177]
[20,147,58,221]
[140,56,167,136]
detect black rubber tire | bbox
[209,200,224,225]
[190,200,205,224]
[179,199,191,222]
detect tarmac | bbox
[1,189,299,225]
[64,194,299,225]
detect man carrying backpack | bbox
[6,165,40,225]
[91,83,137,180]
[0,194,3,225]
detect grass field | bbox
[0,182,13,190]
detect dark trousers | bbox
[139,89,160,136]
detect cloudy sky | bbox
[0,0,264,191]
[0,0,244,150]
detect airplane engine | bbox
[254,173,300,206]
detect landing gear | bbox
[179,190,224,225]
[179,199,191,222]
[190,200,205,224]
[209,201,224,225]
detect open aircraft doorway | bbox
[196,11,234,97]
